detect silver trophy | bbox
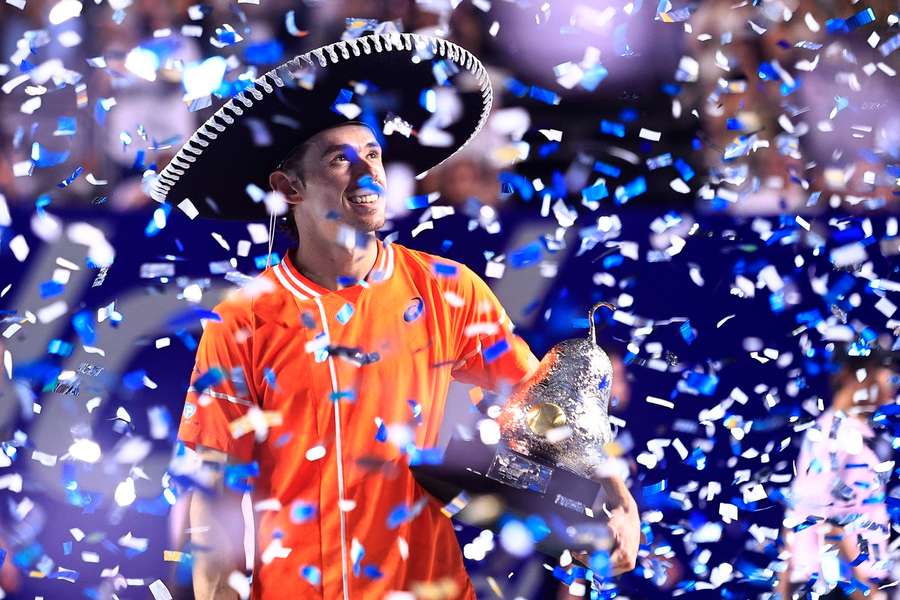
[412,302,618,554]
[494,301,615,481]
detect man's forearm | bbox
[599,474,637,513]
[189,491,247,600]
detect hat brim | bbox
[151,33,492,222]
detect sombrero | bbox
[150,32,492,221]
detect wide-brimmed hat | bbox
[150,33,492,222]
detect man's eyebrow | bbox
[320,141,382,159]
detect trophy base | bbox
[411,434,611,557]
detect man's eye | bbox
[368,151,380,159]
[333,154,348,163]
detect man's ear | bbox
[269,170,304,205]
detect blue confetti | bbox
[72,310,96,345]
[243,40,283,65]
[419,89,436,113]
[330,88,354,114]
[329,390,355,403]
[407,447,443,466]
[879,32,900,57]
[433,262,458,277]
[528,85,561,105]
[290,501,316,523]
[509,241,543,268]
[193,368,225,393]
[680,321,696,344]
[498,171,535,201]
[826,8,876,33]
[593,161,621,178]
[31,142,69,168]
[758,62,780,81]
[582,181,609,202]
[375,419,388,442]
[506,78,529,97]
[405,194,431,210]
[301,565,321,586]
[408,399,423,423]
[581,64,608,91]
[600,120,625,138]
[224,462,260,493]
[47,339,73,357]
[250,253,278,270]
[123,369,148,390]
[674,158,694,181]
[614,176,647,205]
[590,550,613,578]
[39,281,64,298]
[351,540,365,577]
[431,59,457,85]
[362,565,383,579]
[684,372,719,396]
[94,98,114,125]
[483,338,510,363]
[387,503,415,529]
[55,116,77,136]
[356,175,384,194]
[780,77,801,96]
[57,165,84,188]
[336,303,354,324]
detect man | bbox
[776,345,895,600]
[155,33,639,599]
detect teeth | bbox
[348,194,378,205]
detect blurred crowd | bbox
[0,0,897,221]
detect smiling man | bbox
[154,33,638,600]
[269,123,388,289]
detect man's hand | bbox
[604,500,640,574]
[571,473,640,576]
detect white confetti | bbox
[719,502,738,523]
[178,199,199,220]
[9,234,29,261]
[875,297,897,318]
[37,300,67,324]
[48,0,82,25]
[538,128,563,142]
[305,445,326,461]
[646,396,674,409]
[148,579,173,600]
[638,128,661,141]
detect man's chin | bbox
[356,215,386,234]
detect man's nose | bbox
[351,154,379,177]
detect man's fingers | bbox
[610,546,636,575]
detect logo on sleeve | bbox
[403,297,424,322]
[183,402,197,420]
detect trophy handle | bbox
[589,302,616,346]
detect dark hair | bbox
[274,140,311,243]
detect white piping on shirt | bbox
[314,296,350,600]
[189,387,255,407]
[276,260,321,298]
[272,263,310,300]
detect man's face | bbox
[294,124,387,236]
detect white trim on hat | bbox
[150,32,493,221]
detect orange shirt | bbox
[177,240,539,600]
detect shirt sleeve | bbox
[176,299,258,463]
[449,264,539,391]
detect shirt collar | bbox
[271,239,395,300]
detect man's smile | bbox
[346,192,380,205]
